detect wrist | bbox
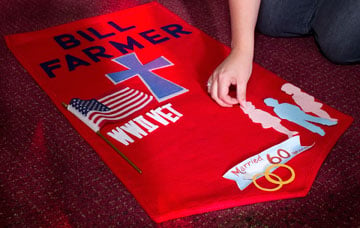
[229,46,254,64]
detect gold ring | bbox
[252,173,283,192]
[265,163,295,185]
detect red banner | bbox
[6,2,352,222]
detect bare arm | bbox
[208,0,261,107]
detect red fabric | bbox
[5,2,353,222]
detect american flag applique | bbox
[67,87,154,132]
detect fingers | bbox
[209,77,233,107]
[218,79,238,105]
[236,80,247,108]
[208,73,239,107]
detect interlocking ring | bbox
[252,173,283,192]
[252,164,295,192]
[265,164,295,185]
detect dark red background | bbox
[1,0,359,227]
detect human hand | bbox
[207,49,253,107]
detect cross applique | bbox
[106,53,188,102]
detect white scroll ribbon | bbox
[223,136,314,190]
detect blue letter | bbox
[40,59,61,78]
[83,46,113,62]
[161,24,192,38]
[54,34,80,49]
[108,21,136,32]
[65,54,90,71]
[87,27,115,39]
[109,37,144,54]
[139,29,170,44]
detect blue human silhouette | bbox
[264,98,337,136]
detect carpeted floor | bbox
[1,0,359,227]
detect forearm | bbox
[229,0,261,58]
[208,0,261,107]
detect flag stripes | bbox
[68,87,153,132]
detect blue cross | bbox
[106,53,188,102]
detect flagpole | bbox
[96,131,142,174]
[62,102,142,174]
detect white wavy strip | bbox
[95,95,153,125]
[98,87,130,103]
[89,92,143,121]
[107,90,139,108]
[94,94,148,123]
[102,88,135,106]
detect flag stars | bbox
[69,98,110,116]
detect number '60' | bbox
[267,149,290,164]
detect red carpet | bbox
[1,0,359,227]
